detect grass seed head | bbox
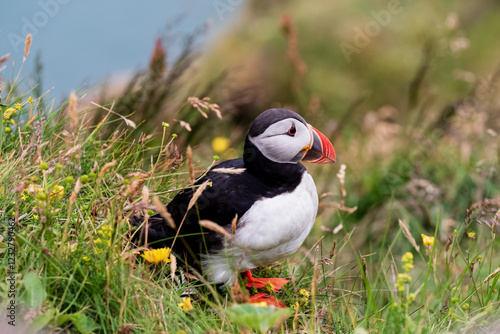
[399,219,420,252]
[0,53,10,66]
[152,196,176,229]
[199,219,231,238]
[141,185,149,204]
[69,92,78,132]
[186,146,194,185]
[24,33,32,60]
[98,160,116,183]
[187,180,209,211]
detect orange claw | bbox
[242,270,290,291]
[249,293,287,308]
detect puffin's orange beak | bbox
[301,125,336,164]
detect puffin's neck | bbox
[243,137,305,186]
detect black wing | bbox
[132,158,262,267]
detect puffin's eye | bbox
[287,124,296,136]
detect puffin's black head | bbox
[245,108,336,165]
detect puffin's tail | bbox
[130,214,174,249]
[130,213,203,270]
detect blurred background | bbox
[2,0,500,251]
[1,0,240,97]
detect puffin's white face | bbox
[248,118,312,164]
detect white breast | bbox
[203,172,318,285]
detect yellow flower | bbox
[94,238,102,244]
[178,297,193,312]
[33,214,39,220]
[14,103,22,111]
[27,96,34,104]
[467,231,476,239]
[299,289,310,298]
[252,301,269,307]
[397,273,412,284]
[396,272,412,292]
[50,185,64,201]
[403,262,413,272]
[3,108,15,120]
[82,256,90,262]
[265,281,275,294]
[402,252,414,272]
[421,234,434,246]
[211,136,230,153]
[402,252,413,263]
[141,247,172,264]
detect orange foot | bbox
[242,270,290,291]
[249,293,286,308]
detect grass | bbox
[1,20,500,333]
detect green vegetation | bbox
[1,0,500,332]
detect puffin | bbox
[132,108,335,305]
